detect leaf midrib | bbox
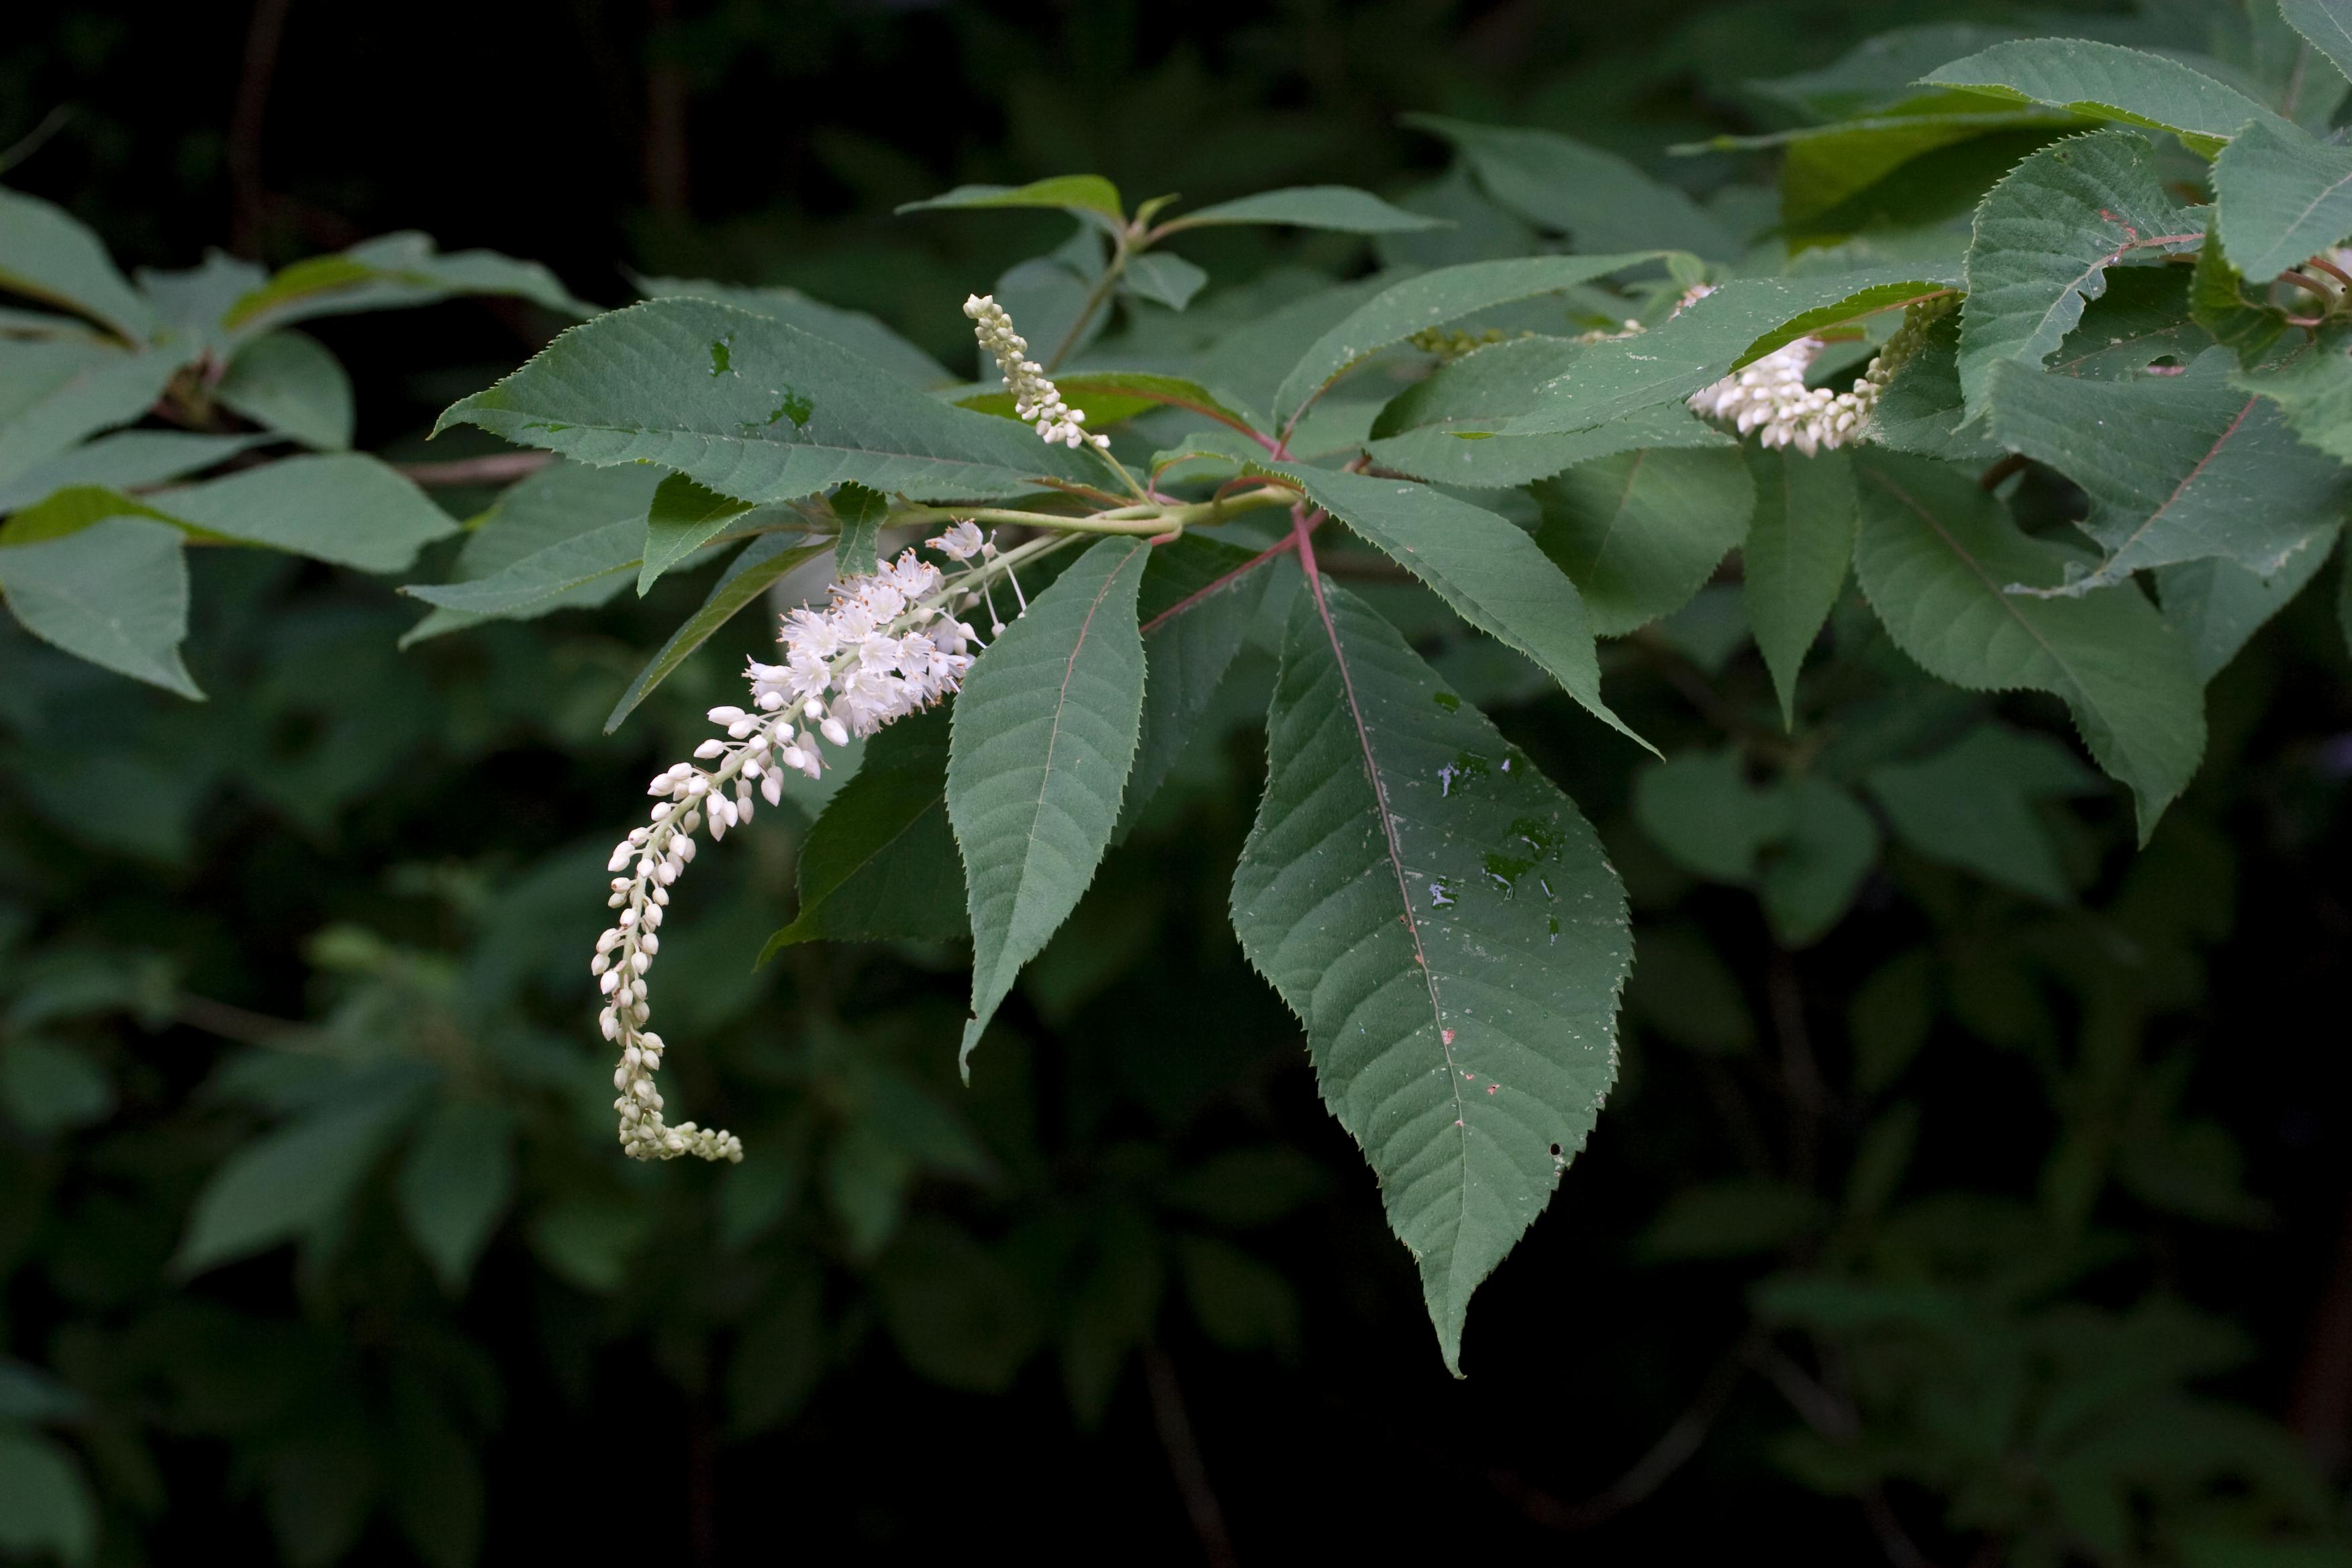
[1300,570,1469,1253]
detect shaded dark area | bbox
[5,2,2352,1565]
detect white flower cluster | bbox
[965,293,1110,450]
[591,535,987,1162]
[1686,294,1956,456]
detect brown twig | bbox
[1976,453,2028,491]
[643,0,690,216]
[2290,1189,2352,1475]
[397,451,554,487]
[173,993,302,1044]
[1496,1330,1761,1531]
[227,0,295,256]
[1142,1343,1237,1568]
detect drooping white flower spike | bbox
[593,542,989,1163]
[1686,293,1956,455]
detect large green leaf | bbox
[2212,117,2352,281]
[1865,724,2100,903]
[1869,310,2004,464]
[437,298,1107,503]
[1851,451,2204,837]
[1367,336,1729,488]
[1120,535,1277,836]
[764,708,969,951]
[403,459,666,646]
[1532,447,1755,636]
[153,454,460,572]
[0,339,189,483]
[947,538,1150,1077]
[1922,38,2288,154]
[635,275,954,388]
[1402,115,1734,257]
[0,187,154,342]
[1500,268,1960,436]
[214,330,353,450]
[1167,186,1447,234]
[1228,580,1628,1374]
[1744,446,1860,728]
[0,517,199,697]
[2284,0,2352,85]
[2157,536,2340,681]
[1269,463,1646,748]
[605,534,831,732]
[1957,130,2202,421]
[1986,353,2349,588]
[1272,254,1658,428]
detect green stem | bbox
[893,483,1296,540]
[1045,235,1130,372]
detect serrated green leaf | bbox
[1744,446,1859,728]
[1268,463,1647,748]
[0,430,261,512]
[0,185,153,342]
[1367,336,1728,487]
[395,1100,515,1293]
[948,538,1150,1077]
[830,481,889,579]
[1169,185,1450,234]
[1118,535,1275,836]
[438,298,1104,503]
[154,454,459,572]
[405,459,665,646]
[2284,0,2352,85]
[634,274,953,388]
[0,339,189,483]
[605,534,831,732]
[898,175,1124,228]
[2157,534,2339,680]
[1957,130,2203,421]
[1402,115,1734,256]
[1986,352,2349,588]
[639,472,754,593]
[2212,117,2352,282]
[177,1079,428,1275]
[764,708,969,953]
[1753,28,2036,121]
[1273,253,1659,429]
[1760,777,1879,944]
[1499,268,1961,436]
[223,231,595,338]
[1851,450,2204,838]
[1122,252,1208,311]
[1228,580,1627,1375]
[1922,38,2288,154]
[215,329,352,450]
[1866,724,2100,902]
[1532,446,1755,636]
[0,517,199,697]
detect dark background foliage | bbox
[3,1,2349,1563]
